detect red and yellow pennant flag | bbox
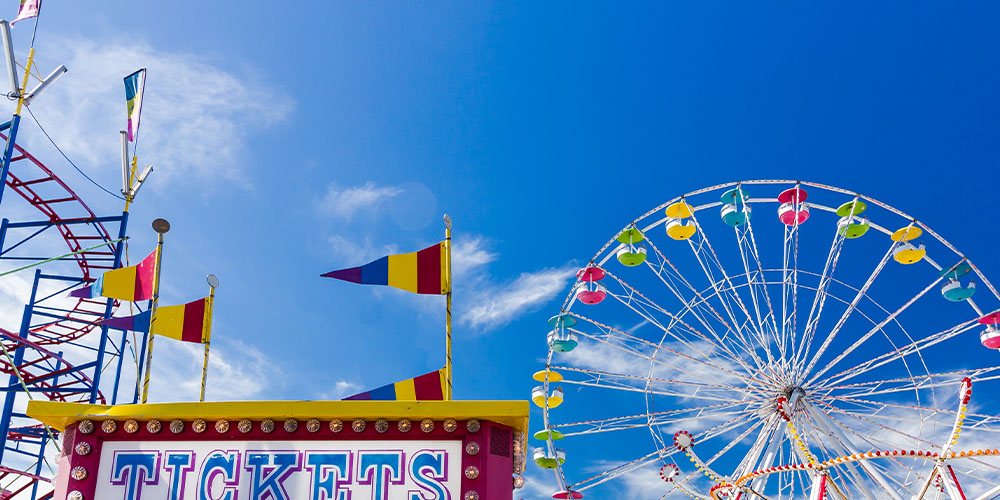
[321,242,449,295]
[70,249,156,301]
[151,296,212,344]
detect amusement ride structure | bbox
[534,181,1000,499]
[0,16,148,499]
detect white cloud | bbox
[320,380,363,400]
[326,234,401,263]
[146,337,284,402]
[317,182,403,220]
[452,237,497,279]
[454,238,576,332]
[14,35,293,190]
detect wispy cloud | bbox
[317,182,403,220]
[460,266,577,331]
[452,237,497,278]
[453,237,576,332]
[13,35,293,190]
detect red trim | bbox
[413,371,444,400]
[133,250,157,301]
[416,243,443,295]
[947,465,967,500]
[181,299,206,343]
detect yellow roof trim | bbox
[27,400,529,434]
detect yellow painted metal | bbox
[200,284,216,402]
[532,369,563,382]
[13,48,33,116]
[665,201,694,219]
[445,222,452,400]
[667,224,697,240]
[123,157,138,213]
[27,400,529,434]
[894,247,926,265]
[141,233,165,403]
[891,226,923,242]
[532,393,563,409]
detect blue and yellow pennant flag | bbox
[124,69,146,142]
[344,369,446,401]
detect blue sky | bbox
[2,1,1000,498]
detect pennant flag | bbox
[12,0,39,25]
[344,369,446,401]
[100,310,151,333]
[321,242,448,295]
[150,296,212,344]
[124,69,146,142]
[70,250,156,301]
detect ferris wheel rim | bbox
[562,179,1000,313]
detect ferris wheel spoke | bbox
[806,275,944,387]
[700,416,771,474]
[642,235,771,374]
[834,372,1000,400]
[819,398,1000,437]
[552,365,763,398]
[793,228,847,375]
[800,243,896,380]
[603,285,751,373]
[597,270,768,380]
[818,319,979,389]
[567,313,761,387]
[821,365,1000,394]
[685,243,777,370]
[550,400,762,435]
[567,449,667,492]
[693,221,780,361]
[732,208,784,361]
[558,376,754,405]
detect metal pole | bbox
[141,219,169,403]
[110,329,127,405]
[444,214,452,401]
[0,44,32,209]
[0,269,39,463]
[199,282,216,402]
[90,212,128,404]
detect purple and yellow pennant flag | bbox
[344,369,446,401]
[321,242,449,295]
[12,0,39,25]
[100,296,212,344]
[124,69,146,142]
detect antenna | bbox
[119,131,129,196]
[0,21,18,96]
[23,64,66,105]
[129,165,153,198]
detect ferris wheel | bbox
[533,180,1000,500]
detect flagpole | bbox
[443,214,452,401]
[141,218,169,404]
[200,274,218,402]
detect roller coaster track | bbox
[0,130,126,498]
